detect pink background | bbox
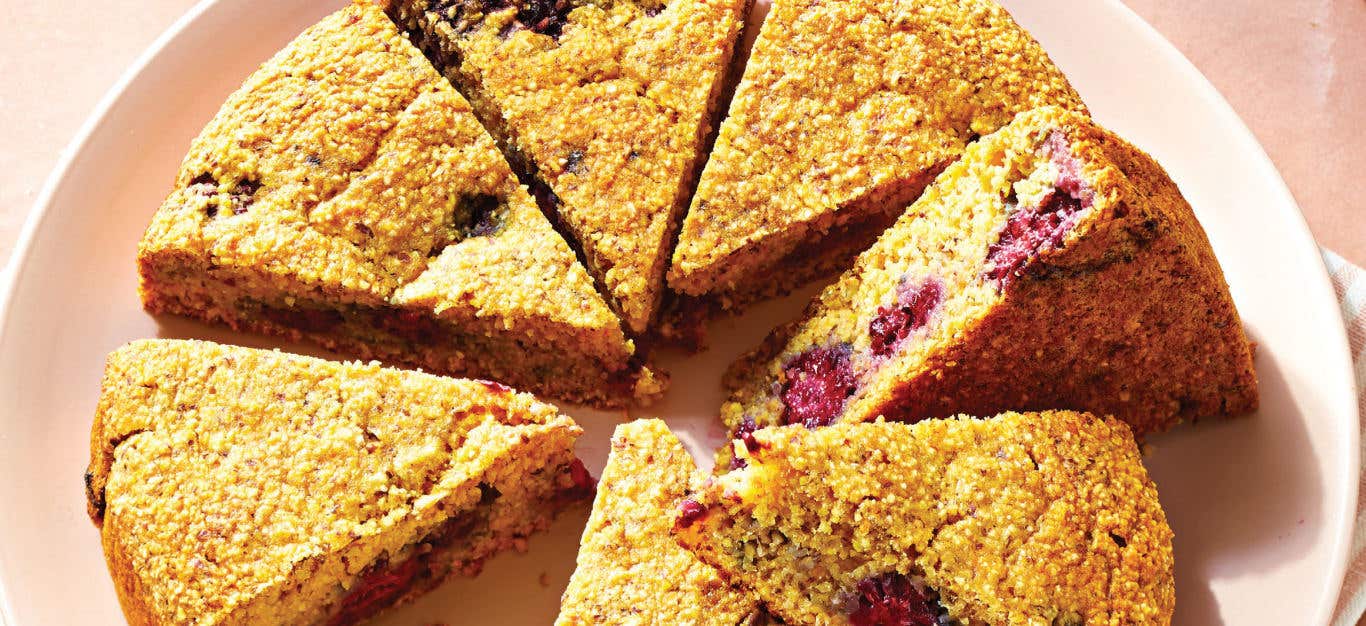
[1,1,1362,269]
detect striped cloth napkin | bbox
[1327,249,1366,626]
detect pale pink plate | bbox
[0,0,1357,624]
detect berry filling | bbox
[779,345,857,429]
[984,132,1093,288]
[868,277,944,358]
[846,572,950,626]
[676,498,708,529]
[327,556,425,626]
[727,417,759,470]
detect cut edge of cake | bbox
[716,106,1257,460]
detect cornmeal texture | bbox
[85,339,591,626]
[387,0,751,334]
[136,3,663,408]
[719,107,1257,464]
[556,420,762,625]
[676,413,1175,626]
[666,0,1086,338]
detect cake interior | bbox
[320,456,592,626]
[721,123,1088,439]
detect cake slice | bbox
[84,339,594,626]
[386,0,751,334]
[555,420,764,625]
[665,0,1086,339]
[719,106,1257,453]
[675,412,1175,625]
[136,2,662,408]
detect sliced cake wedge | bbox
[85,339,594,626]
[137,3,662,408]
[386,0,751,334]
[675,413,1175,625]
[719,106,1257,452]
[555,419,764,625]
[665,0,1086,339]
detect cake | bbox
[136,2,662,408]
[385,0,751,334]
[555,420,765,625]
[84,339,594,626]
[718,106,1257,455]
[665,0,1086,340]
[674,412,1175,625]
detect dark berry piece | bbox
[259,304,343,334]
[984,132,1096,288]
[868,277,944,358]
[514,0,573,37]
[779,345,856,429]
[727,417,760,470]
[188,172,217,188]
[567,458,594,494]
[847,573,945,626]
[326,557,424,626]
[564,149,584,174]
[375,309,444,344]
[676,498,707,529]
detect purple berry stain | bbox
[848,573,945,626]
[779,345,857,429]
[984,131,1093,288]
[868,277,944,358]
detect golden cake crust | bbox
[556,420,759,625]
[136,3,662,408]
[676,412,1175,626]
[87,339,586,626]
[669,0,1086,302]
[387,0,750,333]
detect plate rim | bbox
[0,0,1357,623]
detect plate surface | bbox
[0,0,1357,624]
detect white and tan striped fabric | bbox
[1326,249,1366,626]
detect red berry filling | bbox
[868,277,944,358]
[984,132,1093,288]
[727,417,760,470]
[676,498,708,529]
[327,557,424,626]
[847,573,947,626]
[779,345,857,429]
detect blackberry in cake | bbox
[555,420,765,625]
[664,0,1086,342]
[718,106,1257,456]
[136,3,662,408]
[85,339,594,626]
[675,412,1175,625]
[385,0,751,334]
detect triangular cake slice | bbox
[386,0,750,334]
[555,420,765,625]
[665,0,1086,338]
[137,3,662,408]
[85,339,594,626]
[675,413,1175,625]
[719,106,1256,452]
